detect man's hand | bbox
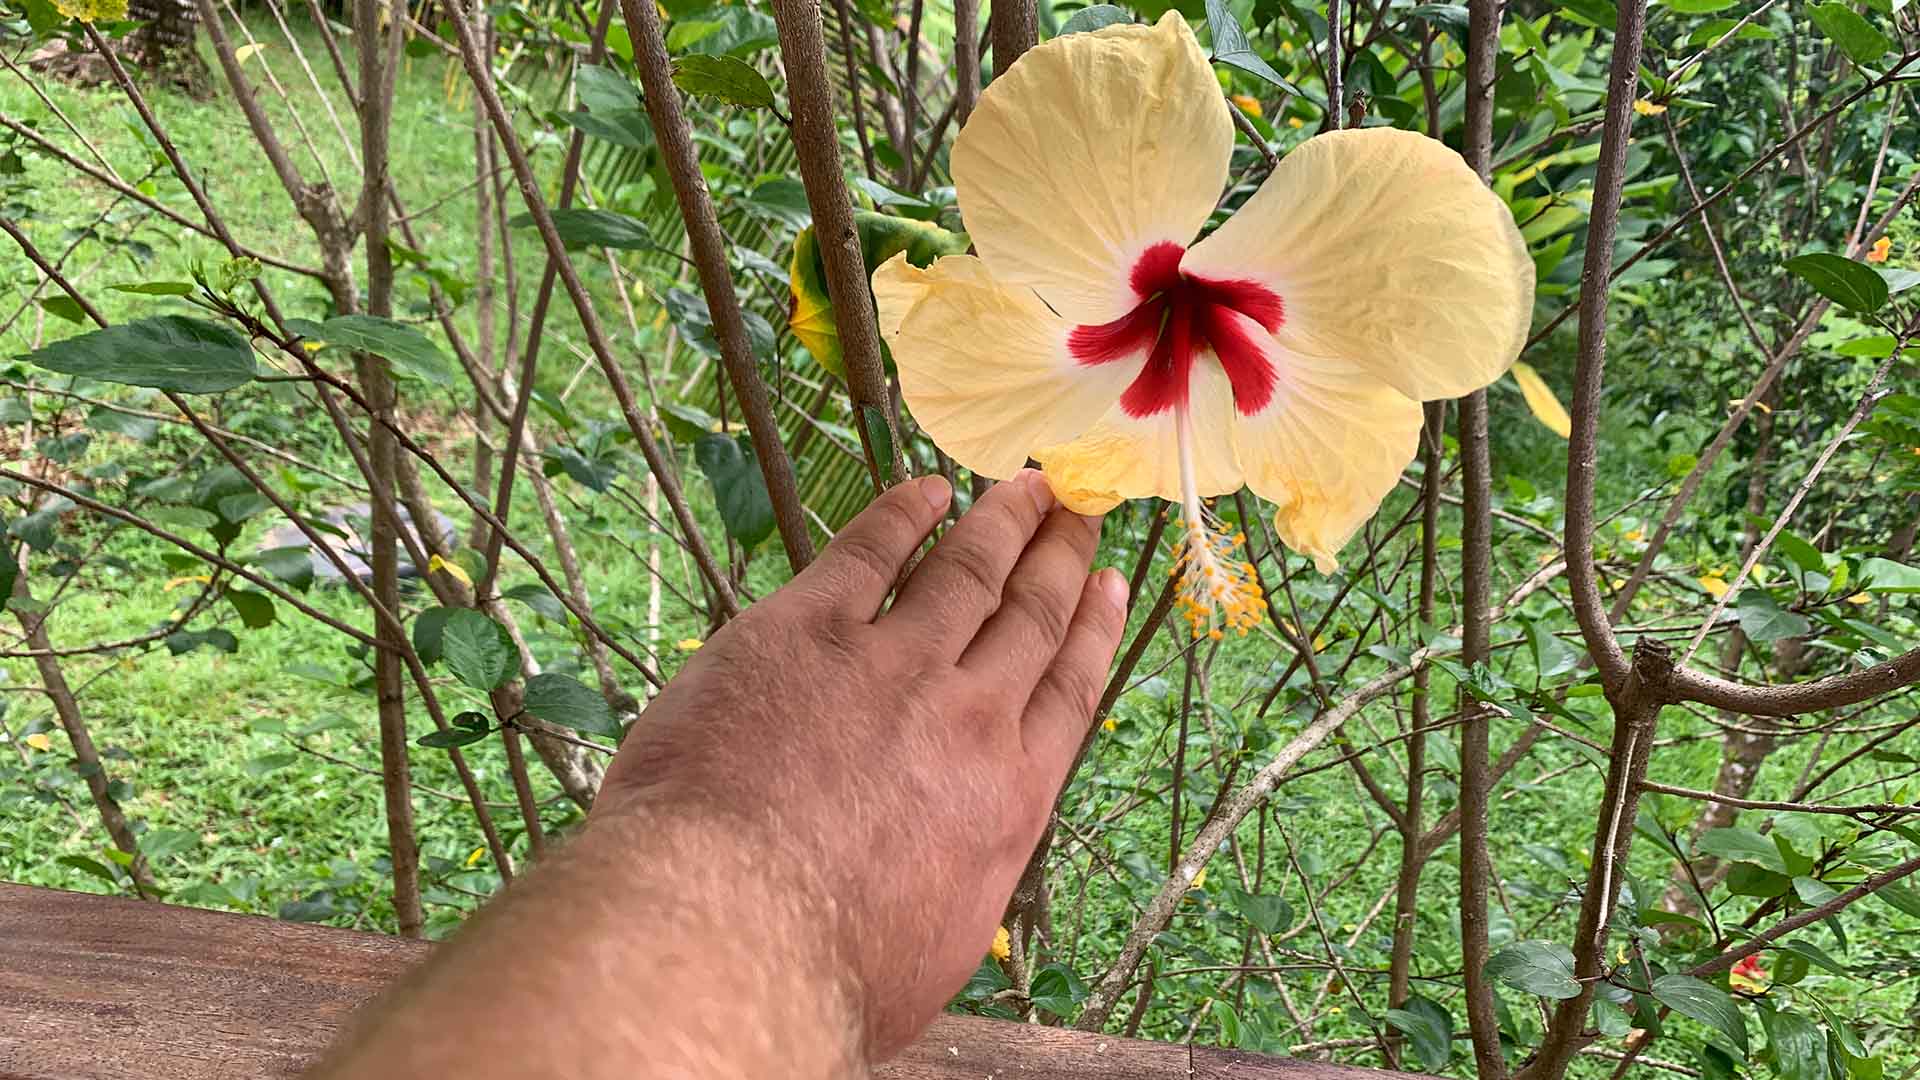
[598,469,1129,1058]
[306,470,1128,1079]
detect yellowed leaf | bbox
[1230,93,1263,118]
[1867,236,1891,264]
[234,42,268,66]
[164,575,211,591]
[1846,592,1870,605]
[1728,397,1772,414]
[1698,574,1730,599]
[675,638,703,651]
[465,846,486,868]
[23,732,53,752]
[1511,363,1571,439]
[426,553,473,589]
[1191,866,1208,890]
[990,925,1011,961]
[1632,99,1667,116]
[52,0,127,22]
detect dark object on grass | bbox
[258,503,455,586]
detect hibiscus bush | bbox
[3,0,1919,1076]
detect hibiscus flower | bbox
[873,13,1533,636]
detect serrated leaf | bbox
[441,609,516,690]
[670,54,775,108]
[1485,941,1580,999]
[522,672,617,736]
[23,316,256,394]
[1783,252,1889,313]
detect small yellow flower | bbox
[990,925,1011,961]
[1230,93,1263,118]
[1623,528,1645,542]
[1867,236,1892,264]
[1101,716,1117,732]
[23,732,53,752]
[675,638,703,651]
[1633,99,1667,116]
[1286,116,1304,128]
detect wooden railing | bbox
[0,882,1412,1079]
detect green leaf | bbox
[1783,253,1889,313]
[417,726,489,749]
[1230,890,1292,934]
[1860,557,1920,593]
[1554,0,1619,29]
[1653,974,1748,1057]
[1874,881,1920,918]
[670,54,775,108]
[1880,268,1920,295]
[441,609,516,691]
[1835,334,1896,358]
[1204,0,1303,93]
[244,751,298,777]
[288,315,451,386]
[1027,962,1089,1016]
[1408,3,1470,39]
[37,295,87,325]
[165,627,238,655]
[694,433,776,548]
[1523,617,1582,679]
[860,405,895,485]
[1768,527,1824,575]
[412,606,456,664]
[1665,0,1736,11]
[1059,3,1132,33]
[1777,939,1848,977]
[108,280,196,296]
[512,208,661,253]
[1385,995,1453,1070]
[1685,16,1776,43]
[1736,593,1810,643]
[21,315,256,394]
[522,672,618,736]
[225,589,276,629]
[575,63,642,114]
[250,545,316,592]
[659,402,719,443]
[1485,941,1581,1000]
[1698,826,1788,873]
[57,854,120,885]
[1764,1011,1823,1080]
[1806,3,1892,63]
[0,541,16,607]
[502,583,568,623]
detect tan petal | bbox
[952,12,1233,324]
[1233,341,1424,573]
[873,253,1131,479]
[1182,128,1534,402]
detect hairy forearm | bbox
[306,808,861,1080]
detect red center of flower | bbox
[1067,242,1285,418]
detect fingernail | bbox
[918,474,952,511]
[1023,470,1055,515]
[1099,567,1128,615]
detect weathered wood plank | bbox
[0,883,1393,1079]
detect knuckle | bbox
[1003,577,1073,648]
[825,528,899,593]
[939,539,1006,603]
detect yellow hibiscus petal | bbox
[1232,345,1423,573]
[990,925,1011,961]
[1511,362,1572,439]
[952,11,1232,324]
[875,253,1132,479]
[1034,359,1241,513]
[1181,128,1535,403]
